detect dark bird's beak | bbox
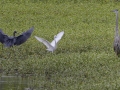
[111,9,118,12]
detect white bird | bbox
[35,31,64,53]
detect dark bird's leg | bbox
[0,44,4,58]
[12,46,19,75]
[1,44,3,50]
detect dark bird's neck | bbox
[13,31,17,37]
[115,12,119,37]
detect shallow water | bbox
[0,75,35,90]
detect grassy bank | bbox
[0,0,120,89]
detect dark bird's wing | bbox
[4,37,16,47]
[14,27,34,45]
[114,36,120,56]
[0,29,9,44]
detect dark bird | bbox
[112,9,120,56]
[0,27,34,47]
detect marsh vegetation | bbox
[0,0,120,89]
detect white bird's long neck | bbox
[115,12,119,37]
[51,39,57,53]
[54,39,57,49]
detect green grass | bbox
[0,0,120,90]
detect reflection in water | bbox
[0,75,35,90]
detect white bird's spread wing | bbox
[50,40,56,47]
[35,36,53,49]
[51,31,64,47]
